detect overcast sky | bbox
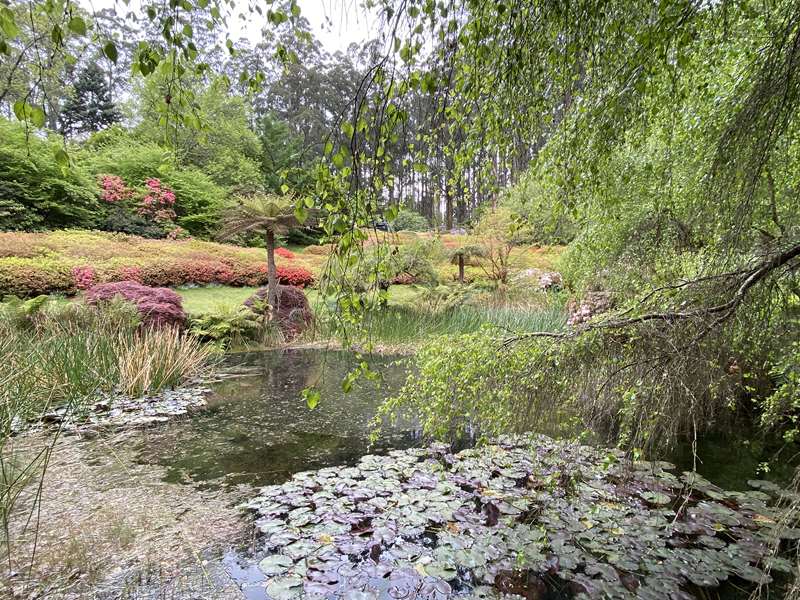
[80,0,378,54]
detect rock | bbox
[567,291,614,326]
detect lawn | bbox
[175,284,428,315]
[176,285,262,315]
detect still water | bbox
[131,349,420,490]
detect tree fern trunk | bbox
[266,228,278,320]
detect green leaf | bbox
[0,7,20,38]
[30,106,45,128]
[303,388,320,410]
[341,121,354,140]
[103,41,118,63]
[54,148,70,168]
[68,16,86,36]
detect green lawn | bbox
[176,286,261,315]
[175,284,428,316]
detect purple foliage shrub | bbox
[86,280,186,328]
[245,284,312,338]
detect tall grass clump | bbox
[0,296,213,415]
[117,327,212,397]
[358,303,566,343]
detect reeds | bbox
[342,302,567,344]
[116,327,212,397]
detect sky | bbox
[80,0,378,54]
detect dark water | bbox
[131,349,420,490]
[125,348,794,493]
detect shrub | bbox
[392,208,430,232]
[0,118,101,230]
[275,247,295,259]
[86,281,186,328]
[72,265,96,290]
[0,231,311,296]
[245,284,312,338]
[304,244,332,255]
[276,265,314,288]
[0,257,75,296]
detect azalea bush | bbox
[275,247,295,259]
[276,266,314,288]
[0,230,319,296]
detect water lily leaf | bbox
[259,554,294,577]
[265,574,304,599]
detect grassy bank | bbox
[0,298,212,426]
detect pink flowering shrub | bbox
[72,265,96,290]
[86,281,186,328]
[138,178,177,223]
[275,247,295,259]
[99,175,135,204]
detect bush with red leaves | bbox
[276,266,314,288]
[72,265,96,290]
[86,281,186,328]
[245,284,312,338]
[275,247,295,259]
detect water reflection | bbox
[131,349,420,489]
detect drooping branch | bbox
[504,240,800,345]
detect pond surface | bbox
[132,348,420,489]
[8,349,795,600]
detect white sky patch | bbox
[78,0,377,54]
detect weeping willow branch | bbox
[504,239,800,346]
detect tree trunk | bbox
[458,255,465,283]
[266,228,278,321]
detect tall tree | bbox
[59,63,120,137]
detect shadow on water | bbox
[131,348,420,490]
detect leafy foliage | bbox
[86,281,186,328]
[392,208,429,232]
[0,118,100,230]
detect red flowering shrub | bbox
[72,265,96,290]
[138,178,177,223]
[86,281,186,328]
[245,284,313,338]
[275,247,295,259]
[0,232,322,296]
[99,174,135,204]
[276,266,314,288]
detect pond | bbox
[5,349,795,600]
[131,349,420,490]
